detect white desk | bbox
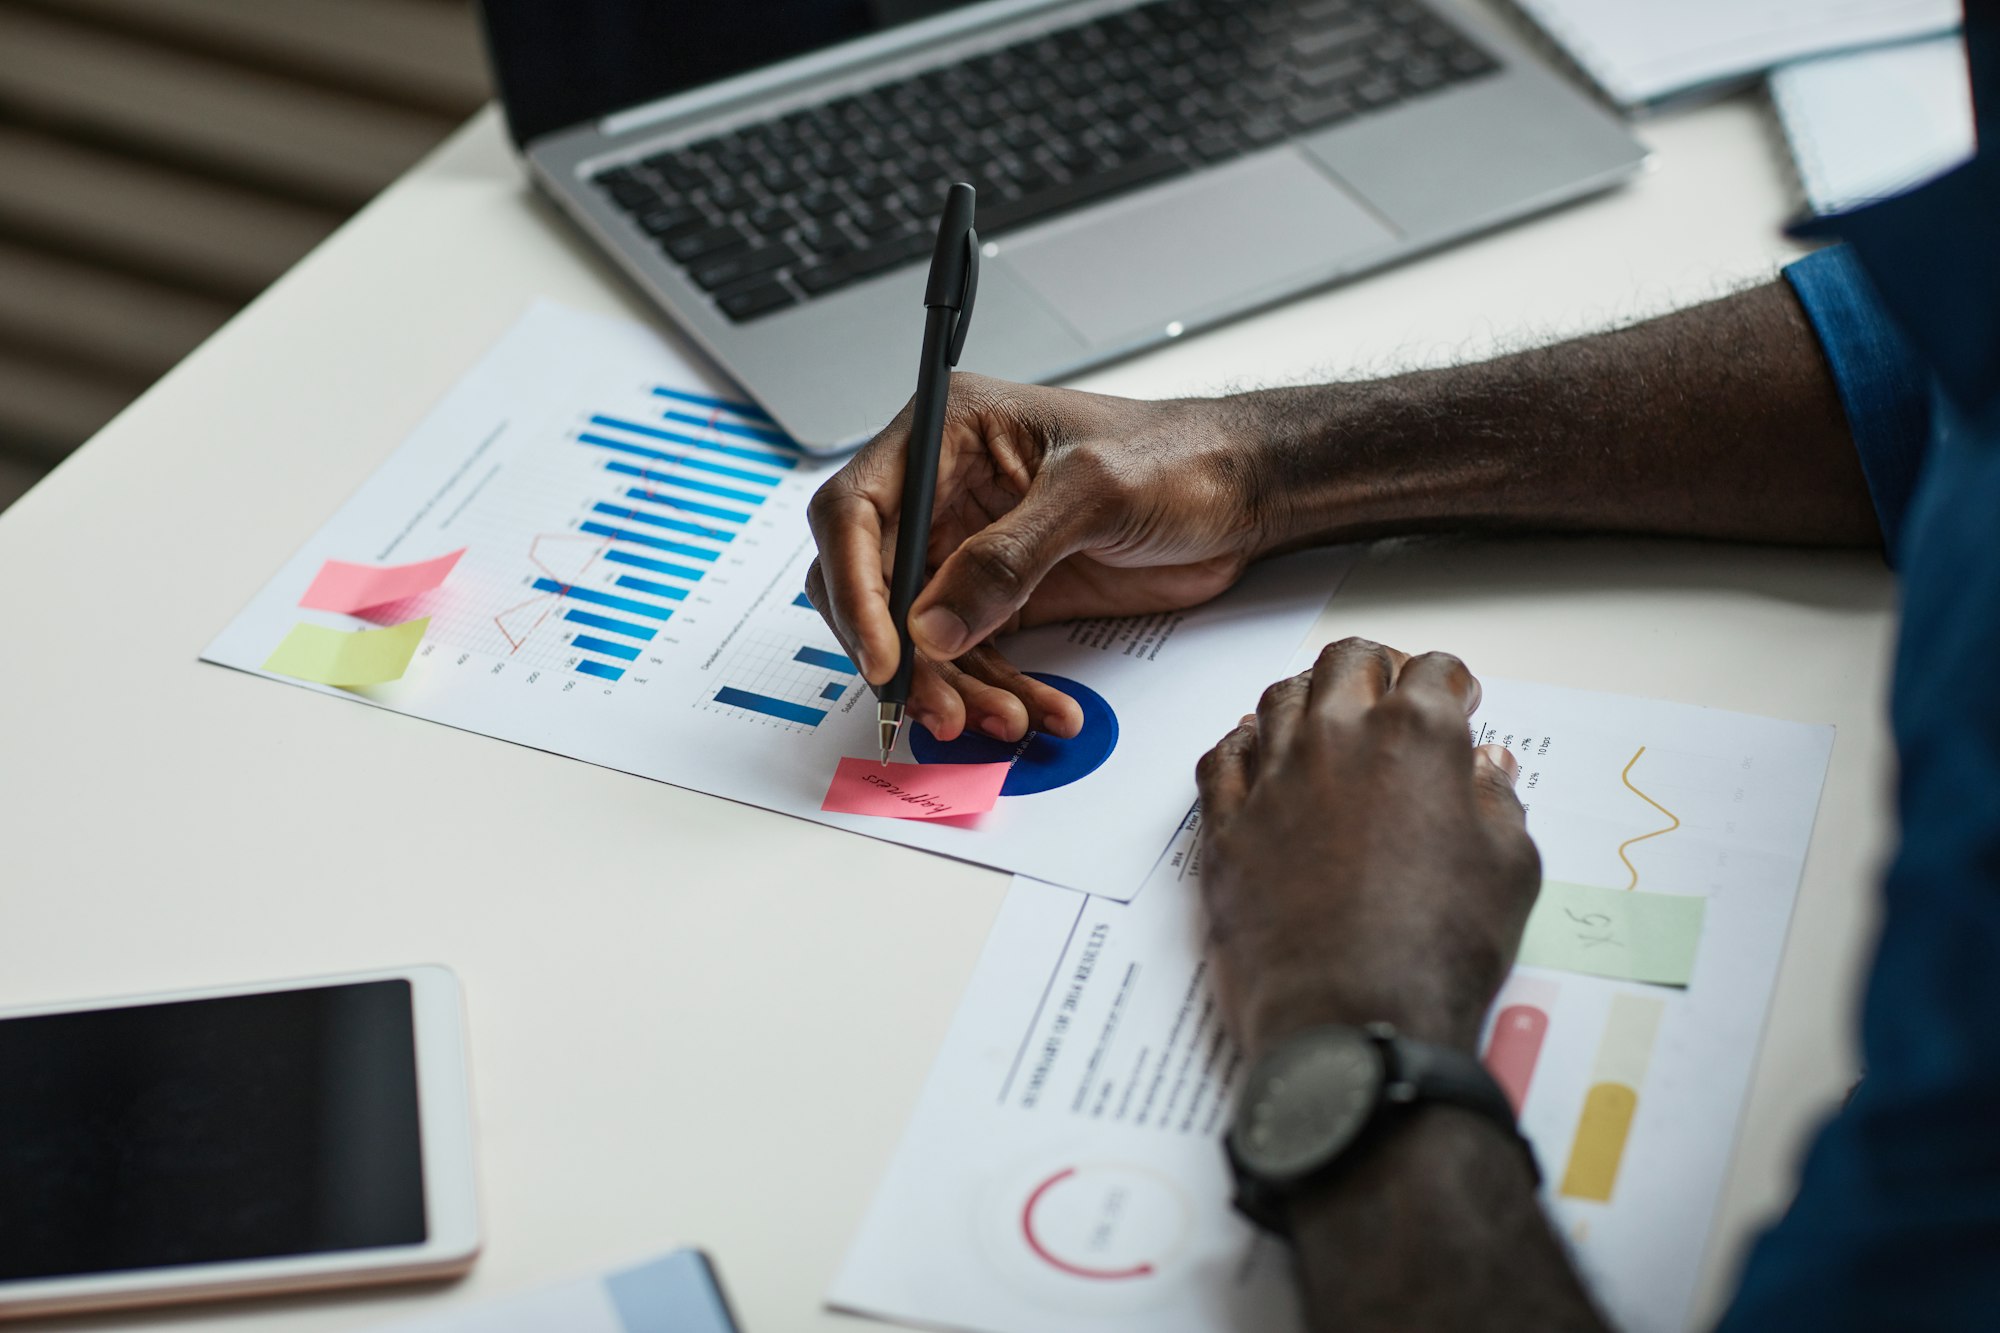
[0,89,1895,1332]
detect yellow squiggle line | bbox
[1616,746,1681,891]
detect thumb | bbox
[1471,743,1527,826]
[909,481,1094,659]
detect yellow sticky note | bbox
[262,618,428,688]
[1517,880,1706,986]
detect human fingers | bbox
[906,472,1097,661]
[950,643,1087,740]
[805,407,910,683]
[1195,717,1260,825]
[1471,743,1529,829]
[1389,650,1483,718]
[1302,637,1409,726]
[1252,670,1313,757]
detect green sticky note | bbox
[263,617,428,688]
[1517,880,1706,987]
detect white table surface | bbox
[0,85,1896,1333]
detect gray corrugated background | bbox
[0,0,489,511]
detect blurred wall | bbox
[0,0,490,511]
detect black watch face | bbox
[1231,1028,1384,1181]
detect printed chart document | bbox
[832,679,1834,1333]
[203,302,1347,895]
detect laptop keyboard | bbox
[592,0,1498,323]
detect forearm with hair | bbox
[1222,279,1878,553]
[1286,1109,1612,1333]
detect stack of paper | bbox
[1772,34,1976,215]
[1511,0,1960,108]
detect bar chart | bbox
[707,627,860,729]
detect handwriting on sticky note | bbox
[821,758,1010,820]
[263,618,429,688]
[1517,880,1706,986]
[299,550,464,613]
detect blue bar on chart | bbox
[572,634,641,661]
[581,425,791,474]
[794,645,857,674]
[580,520,726,558]
[533,577,673,620]
[603,548,704,582]
[614,575,689,602]
[792,592,814,608]
[623,489,749,524]
[715,686,827,726]
[592,498,736,540]
[577,659,625,681]
[630,473,765,505]
[660,409,791,448]
[606,456,777,488]
[650,384,776,423]
[565,608,656,641]
[820,681,846,700]
[586,415,795,469]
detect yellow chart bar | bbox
[1562,1083,1638,1201]
[1558,992,1664,1202]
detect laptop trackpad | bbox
[999,151,1400,347]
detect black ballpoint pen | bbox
[879,182,979,763]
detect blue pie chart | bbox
[909,672,1118,796]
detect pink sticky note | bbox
[300,549,465,613]
[821,758,1011,820]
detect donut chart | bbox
[910,672,1118,795]
[1006,1162,1189,1286]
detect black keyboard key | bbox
[795,233,931,296]
[1286,91,1357,131]
[704,180,754,213]
[665,224,752,264]
[1295,55,1367,91]
[635,203,708,238]
[979,152,1189,234]
[718,280,798,322]
[643,152,710,194]
[595,169,657,211]
[841,203,909,237]
[1190,130,1244,162]
[1240,115,1289,146]
[690,243,799,292]
[745,204,796,239]
[793,220,856,260]
[797,187,847,219]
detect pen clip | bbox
[947,227,979,367]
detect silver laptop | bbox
[478,0,1644,453]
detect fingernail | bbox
[1487,745,1520,782]
[980,716,1013,740]
[912,607,968,656]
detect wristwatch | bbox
[1225,1022,1537,1235]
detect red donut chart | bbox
[1019,1167,1157,1281]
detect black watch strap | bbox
[1379,1027,1522,1138]
[1228,1023,1538,1236]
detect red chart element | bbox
[1487,1003,1552,1112]
[1020,1168,1156,1282]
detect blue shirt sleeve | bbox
[1782,247,1934,556]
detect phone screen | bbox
[0,980,426,1281]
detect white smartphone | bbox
[0,965,480,1320]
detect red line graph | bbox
[493,532,612,654]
